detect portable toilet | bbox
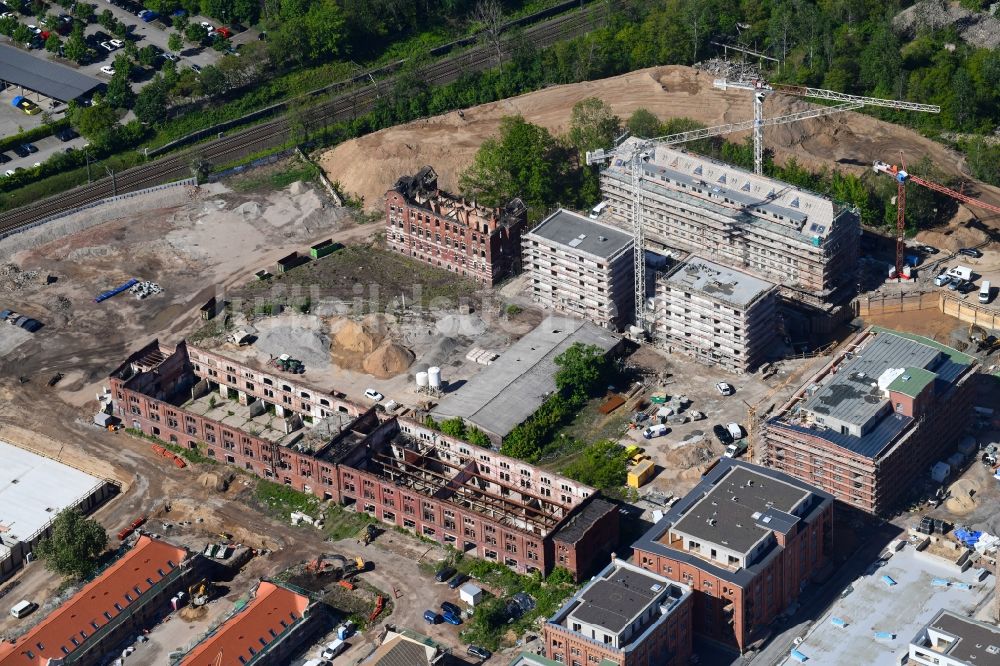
[460,583,483,608]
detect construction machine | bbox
[969,323,1000,354]
[188,580,212,607]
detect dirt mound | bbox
[945,478,980,514]
[362,341,415,378]
[318,65,1000,225]
[331,315,387,355]
[894,0,1000,49]
[198,470,235,491]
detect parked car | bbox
[716,381,734,395]
[55,127,79,142]
[467,645,492,660]
[442,610,462,625]
[100,40,115,51]
[434,566,456,583]
[713,424,734,445]
[423,610,441,624]
[12,96,40,115]
[189,62,202,73]
[162,52,179,61]
[0,153,8,164]
[319,639,345,659]
[447,573,468,589]
[948,278,965,292]
[100,65,115,75]
[21,143,37,154]
[363,388,383,402]
[918,245,939,255]
[934,273,952,287]
[109,38,124,48]
[11,145,29,158]
[441,601,462,616]
[4,169,14,177]
[959,247,983,258]
[215,26,231,38]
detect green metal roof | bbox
[886,366,937,397]
[870,326,974,366]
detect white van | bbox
[10,600,37,619]
[321,639,346,659]
[589,201,608,219]
[726,423,744,440]
[980,281,992,304]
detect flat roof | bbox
[0,440,105,546]
[0,44,101,101]
[670,466,810,555]
[922,610,1000,666]
[179,581,310,666]
[792,329,973,458]
[887,366,937,397]
[551,498,616,545]
[665,255,776,308]
[570,567,666,634]
[432,315,620,438]
[632,459,833,587]
[0,536,188,666]
[527,208,633,259]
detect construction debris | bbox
[129,280,164,299]
[0,263,39,292]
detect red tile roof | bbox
[179,582,310,666]
[0,535,188,666]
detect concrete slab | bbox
[778,545,991,666]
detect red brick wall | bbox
[552,506,620,582]
[384,189,524,285]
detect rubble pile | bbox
[0,264,39,292]
[129,281,164,299]
[894,0,1000,49]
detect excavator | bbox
[188,579,213,607]
[306,554,368,579]
[969,324,1000,355]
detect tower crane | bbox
[713,78,941,175]
[872,160,1000,276]
[586,101,871,333]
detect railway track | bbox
[0,3,609,238]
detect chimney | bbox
[610,551,617,563]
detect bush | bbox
[0,119,70,155]
[35,508,108,580]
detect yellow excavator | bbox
[188,579,212,607]
[969,324,1000,354]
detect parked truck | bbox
[948,265,973,281]
[724,439,748,458]
[643,424,668,439]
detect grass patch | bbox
[230,160,321,192]
[254,479,321,519]
[323,504,377,542]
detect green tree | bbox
[185,22,208,43]
[562,439,629,491]
[64,33,89,63]
[12,23,32,45]
[439,417,467,439]
[70,103,119,143]
[567,97,620,155]
[168,32,184,52]
[45,34,62,54]
[460,115,569,214]
[35,508,108,580]
[137,44,158,67]
[197,64,227,97]
[99,8,117,31]
[134,77,168,125]
[73,1,95,22]
[627,108,662,138]
[554,342,609,401]
[465,427,491,448]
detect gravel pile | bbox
[894,0,1000,49]
[0,264,39,292]
[252,316,332,370]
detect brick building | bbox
[178,581,323,666]
[0,536,198,666]
[631,460,833,653]
[385,166,527,285]
[762,327,979,515]
[653,256,778,374]
[523,208,635,329]
[544,557,693,666]
[109,341,618,580]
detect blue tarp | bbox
[95,278,138,303]
[874,631,896,640]
[831,617,847,627]
[932,579,950,587]
[955,582,972,590]
[882,575,897,586]
[955,529,983,547]
[791,649,808,662]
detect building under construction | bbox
[653,256,778,374]
[762,327,978,515]
[385,166,527,285]
[109,341,618,580]
[600,141,859,322]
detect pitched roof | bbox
[179,581,310,666]
[366,628,444,666]
[0,536,188,666]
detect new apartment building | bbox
[0,536,199,666]
[600,141,859,310]
[762,327,979,515]
[654,256,778,374]
[109,341,618,580]
[385,166,527,285]
[544,558,693,666]
[909,609,1000,666]
[631,459,833,652]
[523,209,635,329]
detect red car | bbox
[215,26,232,38]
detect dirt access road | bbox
[319,64,1000,233]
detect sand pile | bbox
[330,314,414,377]
[945,478,980,515]
[363,341,415,378]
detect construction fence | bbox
[855,291,941,316]
[941,295,1000,331]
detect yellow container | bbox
[627,459,655,488]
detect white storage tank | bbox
[415,371,429,387]
[428,366,442,389]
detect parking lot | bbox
[777,544,992,666]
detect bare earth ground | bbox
[318,65,1000,234]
